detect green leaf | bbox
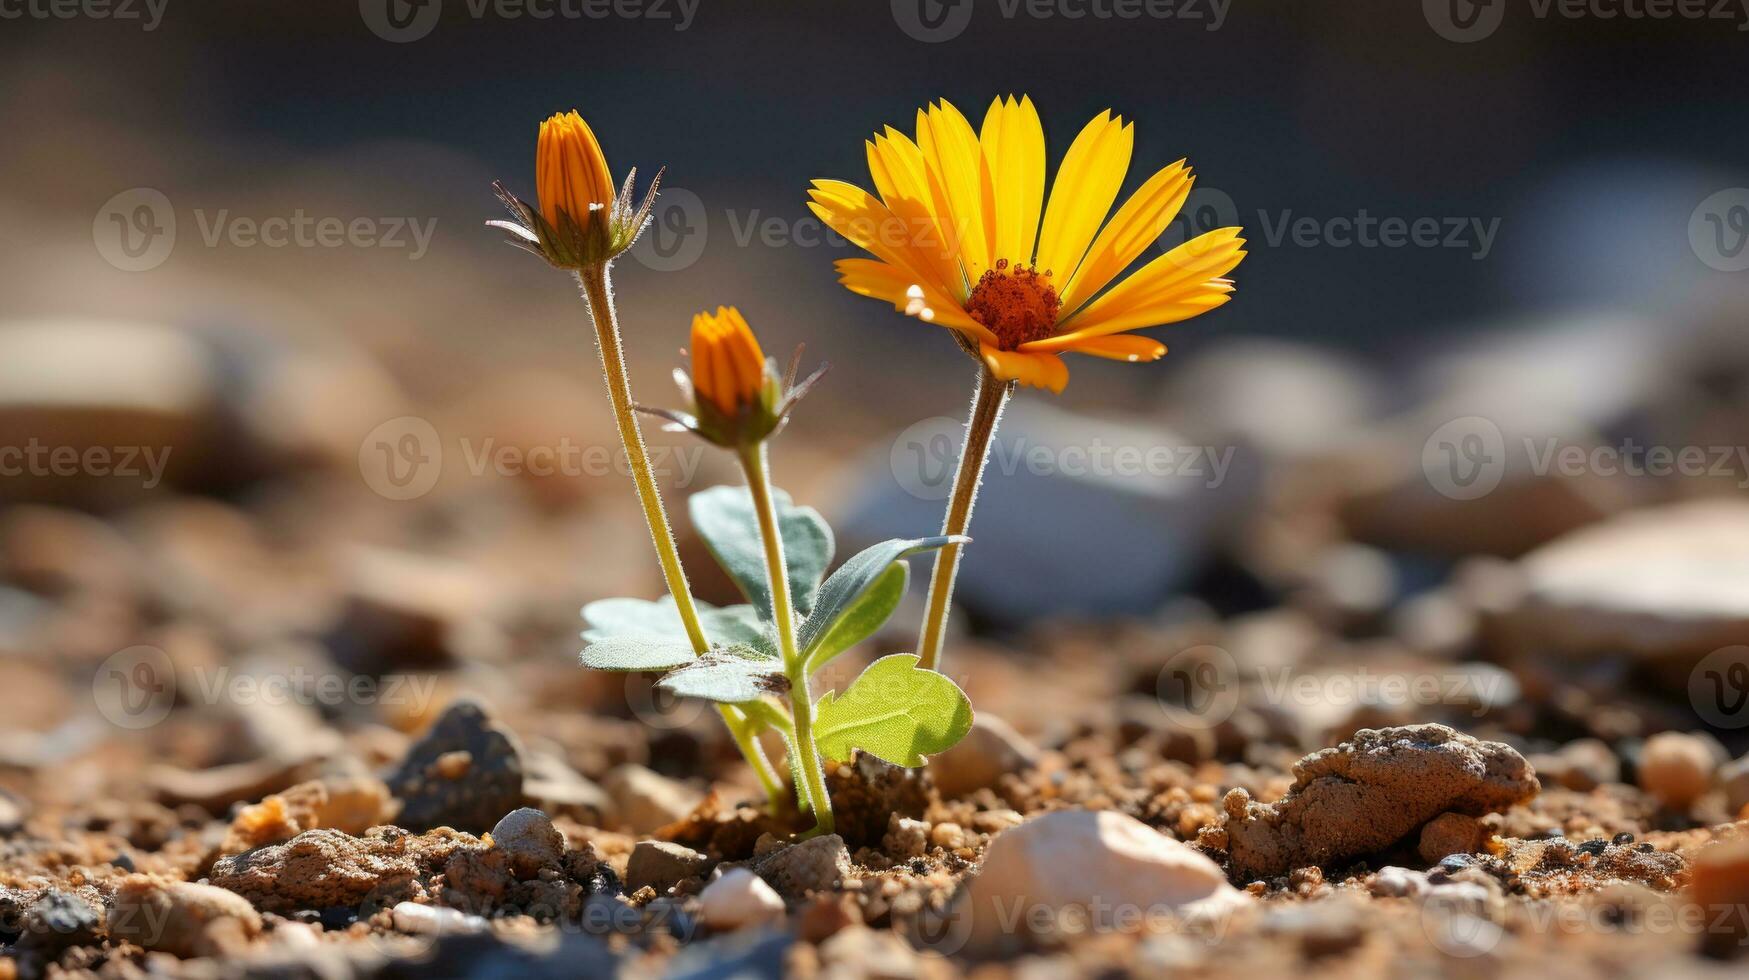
[801,561,908,674]
[580,634,698,672]
[796,536,962,659]
[581,597,780,661]
[656,648,790,704]
[813,654,974,767]
[688,485,834,619]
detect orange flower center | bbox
[965,259,1061,350]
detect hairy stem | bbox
[915,365,1012,672]
[739,442,835,836]
[575,263,782,802]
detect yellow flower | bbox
[690,306,769,416]
[537,110,616,235]
[808,96,1246,393]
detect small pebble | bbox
[390,901,489,936]
[697,868,784,931]
[1637,732,1720,811]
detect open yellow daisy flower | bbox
[808,96,1246,393]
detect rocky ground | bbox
[3,309,1749,979]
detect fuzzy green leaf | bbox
[688,485,834,619]
[580,634,698,672]
[581,597,779,661]
[796,536,962,659]
[656,648,789,704]
[802,561,908,674]
[813,654,973,767]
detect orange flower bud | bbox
[690,307,768,417]
[536,110,616,233]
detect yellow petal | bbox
[980,343,1069,393]
[980,95,1046,269]
[1043,228,1245,344]
[1034,111,1133,288]
[916,100,992,282]
[807,180,957,300]
[1043,333,1167,363]
[868,128,969,302]
[1058,161,1192,316]
[833,259,996,345]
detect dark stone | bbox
[20,890,101,953]
[387,699,523,834]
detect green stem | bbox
[575,263,782,803]
[915,365,1011,672]
[738,442,835,836]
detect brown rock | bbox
[1219,724,1539,881]
[388,699,524,834]
[207,827,479,914]
[1637,732,1722,811]
[755,834,851,898]
[1417,812,1486,864]
[220,777,391,855]
[107,876,262,958]
[1690,839,1749,957]
[601,764,701,834]
[624,840,709,894]
[491,808,565,879]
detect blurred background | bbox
[2,0,1749,828]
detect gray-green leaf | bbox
[801,561,907,674]
[580,634,699,672]
[656,648,790,704]
[813,654,973,767]
[688,485,833,619]
[581,597,780,661]
[796,536,963,659]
